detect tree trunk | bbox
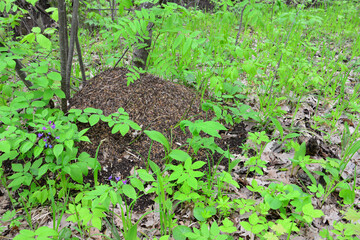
[58,0,69,112]
[131,2,154,70]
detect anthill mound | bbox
[70,67,247,185]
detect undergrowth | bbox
[1,0,360,239]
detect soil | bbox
[69,67,248,210]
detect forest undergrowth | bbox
[0,0,360,239]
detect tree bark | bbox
[131,2,155,70]
[58,0,69,112]
[65,0,80,100]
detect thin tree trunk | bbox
[65,0,80,102]
[131,2,155,70]
[76,33,86,82]
[58,0,68,112]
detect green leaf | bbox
[0,140,11,153]
[13,230,36,239]
[124,224,138,240]
[92,217,102,231]
[53,89,65,98]
[173,34,184,50]
[187,176,198,190]
[191,160,206,170]
[130,178,144,191]
[53,144,64,159]
[89,114,100,126]
[35,226,58,237]
[33,146,43,158]
[270,117,283,139]
[173,225,192,240]
[219,218,237,233]
[201,121,227,138]
[144,130,170,152]
[37,164,49,179]
[169,149,190,162]
[339,189,355,205]
[344,208,360,221]
[182,38,192,54]
[32,27,41,33]
[127,121,141,130]
[193,207,206,221]
[123,184,137,200]
[36,64,48,74]
[36,34,52,50]
[2,85,12,97]
[12,163,23,172]
[137,169,155,182]
[31,101,47,107]
[47,72,61,81]
[20,141,33,154]
[8,176,25,189]
[210,221,220,236]
[265,195,282,210]
[348,140,360,157]
[119,124,130,136]
[84,107,102,114]
[70,165,83,183]
[294,142,306,160]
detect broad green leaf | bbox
[53,89,65,98]
[130,178,144,191]
[119,124,130,136]
[191,160,206,170]
[36,64,48,74]
[201,121,227,138]
[35,226,58,237]
[0,140,11,153]
[169,149,190,162]
[89,114,100,126]
[92,217,102,231]
[70,165,83,183]
[144,130,170,152]
[137,169,155,182]
[53,144,64,159]
[36,34,52,50]
[173,225,192,240]
[265,195,282,210]
[20,141,33,154]
[123,184,137,200]
[33,146,43,158]
[47,72,61,81]
[12,163,23,172]
[339,189,355,205]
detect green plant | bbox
[243,131,270,176]
[320,208,360,240]
[173,219,235,240]
[0,210,23,234]
[13,226,59,240]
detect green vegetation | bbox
[1,0,360,239]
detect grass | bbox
[1,0,360,239]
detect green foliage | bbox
[1,0,360,239]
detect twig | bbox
[235,3,249,47]
[75,27,86,82]
[113,47,130,69]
